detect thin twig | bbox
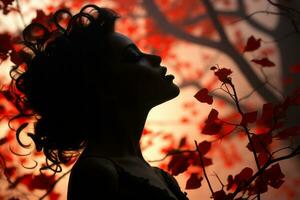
[230,10,285,25]
[228,81,261,200]
[148,149,196,163]
[232,145,300,198]
[194,140,214,196]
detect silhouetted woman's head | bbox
[10,4,179,172]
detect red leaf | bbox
[214,68,232,83]
[185,173,203,189]
[10,49,32,66]
[264,163,285,189]
[241,111,257,125]
[0,0,15,14]
[4,166,16,178]
[49,191,60,200]
[30,174,55,190]
[261,103,274,123]
[142,128,152,136]
[20,174,55,191]
[252,177,268,194]
[202,156,213,166]
[197,140,211,155]
[289,64,300,73]
[210,66,217,70]
[194,88,213,105]
[202,123,222,135]
[178,136,187,148]
[213,189,227,200]
[269,178,284,189]
[251,58,275,67]
[202,109,222,135]
[276,125,300,139]
[0,137,7,146]
[205,109,219,124]
[31,10,54,28]
[189,152,213,167]
[244,35,261,52]
[234,167,253,184]
[226,175,235,190]
[2,90,14,102]
[168,154,190,176]
[246,133,272,153]
[258,153,269,167]
[0,33,13,57]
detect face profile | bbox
[104,32,180,109]
[10,4,188,200]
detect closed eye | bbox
[122,44,144,62]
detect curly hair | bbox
[9,4,120,172]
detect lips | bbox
[160,66,167,77]
[160,66,175,81]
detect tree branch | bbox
[180,10,239,26]
[142,0,280,103]
[195,140,214,196]
[232,145,300,198]
[236,0,274,35]
[201,0,229,43]
[229,81,261,199]
[141,0,225,51]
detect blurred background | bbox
[0,0,300,199]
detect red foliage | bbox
[0,33,13,60]
[214,68,232,83]
[194,88,213,105]
[31,10,54,29]
[258,153,269,167]
[240,111,257,125]
[251,57,275,67]
[20,173,55,191]
[168,154,190,176]
[0,1,300,200]
[235,167,253,184]
[244,35,261,52]
[202,109,223,135]
[0,137,7,146]
[212,189,228,200]
[189,151,212,167]
[185,173,203,189]
[251,164,285,195]
[247,133,272,153]
[0,0,14,14]
[227,175,235,190]
[197,140,211,155]
[178,136,188,148]
[49,191,60,200]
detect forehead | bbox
[107,32,133,53]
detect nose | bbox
[144,53,162,67]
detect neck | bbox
[82,105,150,162]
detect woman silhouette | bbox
[11,4,188,200]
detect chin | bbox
[150,84,180,108]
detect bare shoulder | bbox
[68,157,119,199]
